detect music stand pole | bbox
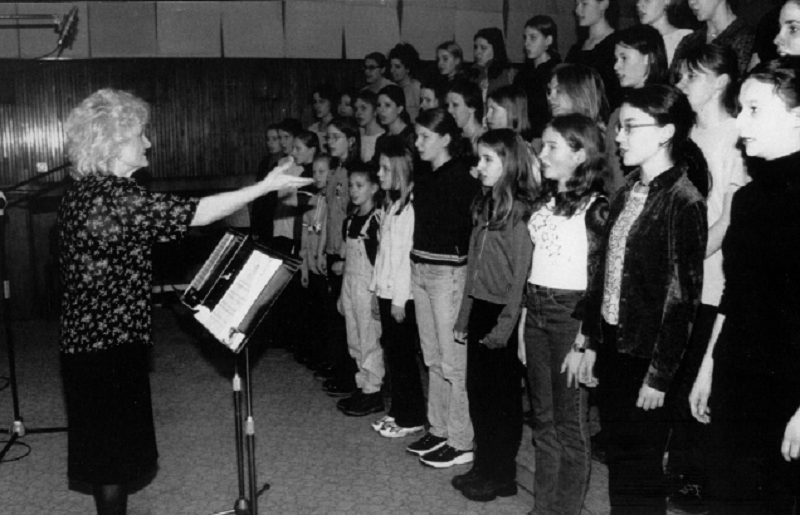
[244,348,264,515]
[232,355,250,515]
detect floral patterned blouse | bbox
[58,175,199,354]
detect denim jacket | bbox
[583,165,707,392]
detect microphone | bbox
[56,7,78,53]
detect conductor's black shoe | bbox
[339,392,384,417]
[322,377,356,397]
[460,477,517,502]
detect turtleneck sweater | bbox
[714,150,800,382]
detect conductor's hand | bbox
[337,295,344,316]
[260,157,313,193]
[637,383,665,411]
[454,331,467,345]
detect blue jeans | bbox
[524,284,591,515]
[411,262,473,451]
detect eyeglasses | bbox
[615,122,659,136]
[325,134,344,142]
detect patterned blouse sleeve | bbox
[110,182,199,243]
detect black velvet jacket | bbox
[583,165,707,392]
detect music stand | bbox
[183,230,300,515]
[0,165,70,462]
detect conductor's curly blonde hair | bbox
[65,88,150,178]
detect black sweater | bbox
[411,157,481,266]
[714,151,800,383]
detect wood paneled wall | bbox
[0,57,364,186]
[0,57,366,320]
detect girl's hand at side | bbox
[337,295,344,316]
[782,408,800,462]
[689,356,714,424]
[331,261,344,276]
[300,267,309,288]
[637,384,665,411]
[391,304,406,323]
[561,349,584,388]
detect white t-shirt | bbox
[691,118,748,306]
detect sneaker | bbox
[371,415,395,432]
[460,477,517,502]
[419,444,474,468]
[406,433,447,456]
[339,392,384,417]
[451,465,484,491]
[667,483,708,515]
[379,421,424,438]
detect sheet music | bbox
[194,250,283,350]
[186,232,237,298]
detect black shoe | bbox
[451,466,484,491]
[339,392,384,417]
[460,477,517,502]
[406,433,447,456]
[667,483,708,515]
[322,377,356,397]
[336,390,365,411]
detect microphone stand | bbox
[0,164,71,461]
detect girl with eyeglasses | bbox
[580,85,708,513]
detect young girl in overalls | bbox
[336,165,385,416]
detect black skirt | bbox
[61,344,158,485]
